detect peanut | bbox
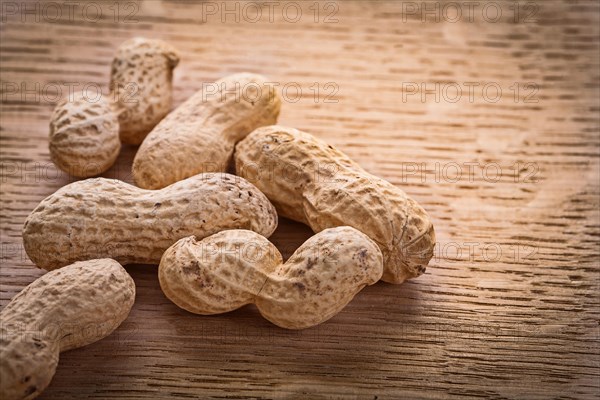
[234,125,436,284]
[132,73,281,189]
[48,37,179,178]
[22,173,277,270]
[158,227,383,329]
[0,259,135,400]
[110,37,180,145]
[49,91,120,178]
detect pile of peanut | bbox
[1,38,435,400]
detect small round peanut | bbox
[22,173,277,270]
[110,37,180,145]
[49,91,120,178]
[158,227,383,329]
[133,73,281,189]
[234,125,436,284]
[0,259,135,400]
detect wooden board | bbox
[1,1,599,398]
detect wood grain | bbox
[1,1,599,399]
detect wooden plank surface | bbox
[1,1,599,398]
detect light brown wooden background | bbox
[1,1,599,399]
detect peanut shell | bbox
[234,125,435,284]
[49,92,120,178]
[133,73,281,189]
[110,37,180,145]
[0,259,135,400]
[22,173,277,270]
[158,227,383,329]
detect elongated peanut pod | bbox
[133,73,281,189]
[22,173,277,270]
[0,259,135,400]
[234,125,435,284]
[49,92,120,178]
[158,227,383,329]
[110,37,180,144]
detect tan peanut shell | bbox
[0,259,135,400]
[158,227,383,329]
[22,173,277,270]
[132,73,281,189]
[110,37,180,144]
[234,126,436,284]
[49,92,120,178]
